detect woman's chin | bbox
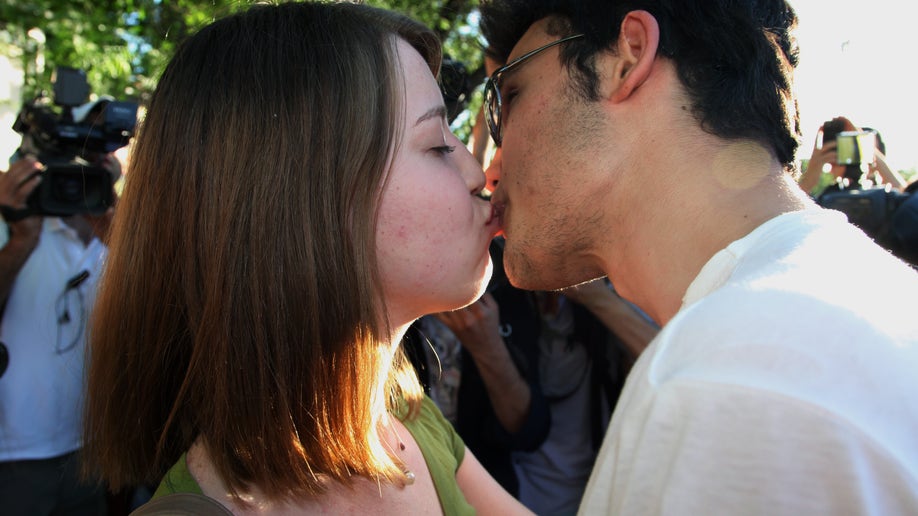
[469,269,492,301]
[411,266,493,318]
[435,281,489,314]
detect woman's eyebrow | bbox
[415,105,448,127]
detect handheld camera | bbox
[835,130,876,167]
[816,120,916,266]
[5,67,138,221]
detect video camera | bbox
[4,66,138,221]
[820,119,876,186]
[440,55,472,125]
[816,119,918,266]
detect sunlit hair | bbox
[83,1,441,502]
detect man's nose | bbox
[485,148,502,194]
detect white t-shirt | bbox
[0,218,106,460]
[579,209,918,515]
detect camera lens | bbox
[53,176,85,202]
[37,164,112,215]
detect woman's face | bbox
[376,39,500,327]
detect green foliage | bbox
[0,0,486,141]
[1,0,248,103]
[364,0,486,142]
[366,0,482,63]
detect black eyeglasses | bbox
[484,34,585,147]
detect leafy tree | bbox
[1,0,243,104]
[367,0,486,141]
[1,0,486,140]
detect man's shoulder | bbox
[681,209,918,344]
[637,267,918,469]
[656,275,918,386]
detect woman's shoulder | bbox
[403,396,461,449]
[152,452,204,498]
[401,396,475,516]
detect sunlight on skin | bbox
[710,141,779,190]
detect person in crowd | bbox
[509,276,655,516]
[801,117,917,267]
[0,99,119,516]
[405,238,550,498]
[82,2,535,514]
[478,0,918,513]
[799,116,906,196]
[405,251,551,496]
[408,227,655,516]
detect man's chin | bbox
[503,251,566,292]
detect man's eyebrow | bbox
[415,105,448,127]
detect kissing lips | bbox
[488,201,505,237]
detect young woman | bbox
[82,3,529,514]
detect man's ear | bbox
[605,10,660,103]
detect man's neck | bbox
[61,215,94,247]
[603,141,813,326]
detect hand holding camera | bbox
[5,66,137,222]
[814,117,869,184]
[0,157,42,211]
[0,158,44,248]
[809,116,916,266]
[829,127,877,188]
[818,117,905,190]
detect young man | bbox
[479,1,918,514]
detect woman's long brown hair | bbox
[82,1,441,501]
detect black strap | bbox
[0,205,31,223]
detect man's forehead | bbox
[506,17,556,63]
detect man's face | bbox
[486,18,611,291]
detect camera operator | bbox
[796,116,917,267]
[799,116,906,196]
[0,98,120,515]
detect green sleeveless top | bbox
[153,396,474,515]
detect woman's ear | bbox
[605,10,660,103]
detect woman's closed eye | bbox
[431,145,456,156]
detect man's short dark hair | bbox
[479,0,801,169]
